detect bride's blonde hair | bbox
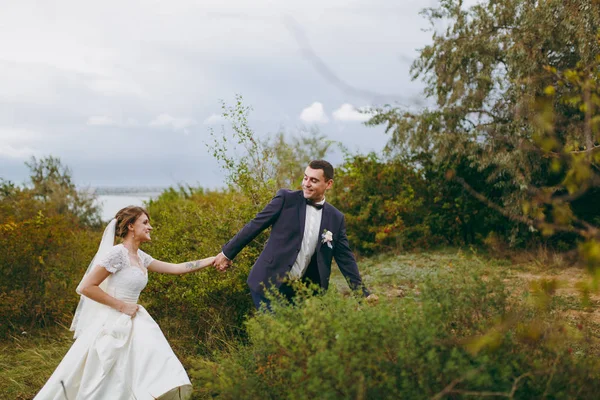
[115,206,150,239]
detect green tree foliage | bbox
[25,156,101,227]
[417,152,518,247]
[328,150,518,252]
[208,95,332,205]
[369,0,600,255]
[142,188,257,353]
[271,127,334,190]
[329,153,429,255]
[374,0,599,163]
[0,211,97,336]
[0,157,101,337]
[208,96,275,207]
[138,97,335,353]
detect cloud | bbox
[203,114,225,125]
[124,118,140,127]
[0,144,39,159]
[332,104,373,122]
[86,116,140,127]
[87,116,116,126]
[0,0,431,184]
[85,78,144,97]
[0,127,54,160]
[0,127,40,143]
[0,128,43,156]
[149,113,197,134]
[299,102,328,124]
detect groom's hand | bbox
[366,293,379,305]
[214,252,232,271]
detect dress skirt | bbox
[34,305,192,400]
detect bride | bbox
[35,206,216,400]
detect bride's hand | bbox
[119,302,139,317]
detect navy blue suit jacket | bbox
[222,189,369,296]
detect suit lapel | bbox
[316,202,329,252]
[298,192,307,240]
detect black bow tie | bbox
[306,199,324,210]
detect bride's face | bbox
[130,213,153,242]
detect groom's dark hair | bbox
[309,160,334,181]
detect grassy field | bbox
[3,248,599,399]
[0,326,73,399]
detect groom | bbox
[214,160,374,309]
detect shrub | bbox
[190,266,600,399]
[142,188,268,354]
[0,162,101,338]
[330,153,429,255]
[0,209,98,337]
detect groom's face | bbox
[302,166,332,202]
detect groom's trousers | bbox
[250,253,321,310]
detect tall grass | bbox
[0,326,73,399]
[189,251,600,399]
[4,250,599,399]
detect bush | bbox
[190,266,600,399]
[330,153,430,255]
[0,163,101,338]
[138,96,333,354]
[142,188,270,354]
[0,208,98,337]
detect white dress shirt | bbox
[288,198,325,279]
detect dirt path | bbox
[510,266,600,325]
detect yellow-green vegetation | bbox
[189,251,600,399]
[3,250,599,399]
[0,157,101,337]
[142,188,259,354]
[0,327,73,400]
[1,149,599,398]
[2,0,600,398]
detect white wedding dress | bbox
[34,244,192,400]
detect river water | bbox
[96,192,162,221]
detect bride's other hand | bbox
[119,302,139,317]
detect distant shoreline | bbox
[83,186,168,196]
[95,192,163,221]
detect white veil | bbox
[69,218,117,338]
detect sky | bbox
[0,0,464,188]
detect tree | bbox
[0,157,101,335]
[25,156,101,226]
[208,95,333,206]
[271,127,334,190]
[370,0,600,258]
[329,153,429,254]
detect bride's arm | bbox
[147,256,216,275]
[79,266,139,316]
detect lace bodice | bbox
[96,244,154,303]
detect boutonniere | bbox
[321,229,333,248]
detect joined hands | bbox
[213,252,232,272]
